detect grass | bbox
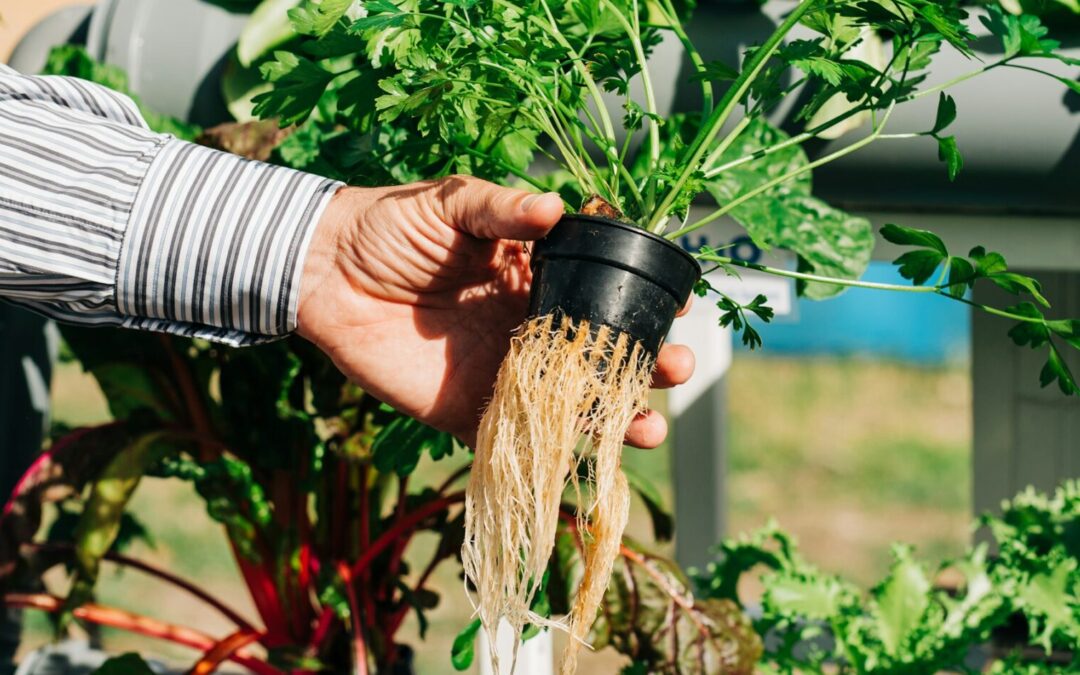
[22,352,972,672]
[727,354,971,588]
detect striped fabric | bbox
[0,63,342,346]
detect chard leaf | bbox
[450,618,482,670]
[371,414,453,476]
[590,540,761,674]
[91,654,156,675]
[623,464,673,542]
[66,433,174,625]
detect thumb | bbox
[434,175,564,241]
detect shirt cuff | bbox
[116,138,343,346]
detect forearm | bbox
[0,64,342,345]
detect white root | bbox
[462,314,652,675]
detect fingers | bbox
[676,295,693,317]
[625,410,667,449]
[652,344,695,389]
[433,175,564,241]
[625,343,694,448]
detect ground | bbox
[21,353,972,673]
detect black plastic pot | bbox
[528,214,701,357]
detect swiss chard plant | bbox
[2,292,757,673]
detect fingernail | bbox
[521,192,555,212]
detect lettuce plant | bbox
[696,481,1080,673]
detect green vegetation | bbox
[249,0,1080,394]
[698,480,1080,673]
[8,0,1080,672]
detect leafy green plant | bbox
[695,480,1080,673]
[8,0,1080,671]
[251,0,1080,393]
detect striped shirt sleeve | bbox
[0,63,343,346]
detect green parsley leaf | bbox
[893,249,946,286]
[880,223,949,256]
[1041,344,1079,395]
[689,59,740,83]
[937,136,963,181]
[253,51,335,125]
[289,0,355,37]
[932,93,957,135]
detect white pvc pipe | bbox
[476,621,554,675]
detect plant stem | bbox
[695,254,939,293]
[191,629,265,675]
[348,491,466,578]
[158,335,216,461]
[531,0,622,190]
[658,0,712,113]
[669,104,895,238]
[647,0,817,230]
[698,115,752,184]
[600,0,661,202]
[306,491,469,647]
[232,542,291,647]
[952,295,1048,324]
[702,104,869,179]
[28,543,256,632]
[5,593,280,675]
[436,463,472,494]
[695,255,1054,326]
[903,58,1010,102]
[308,606,337,653]
[337,563,369,675]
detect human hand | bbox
[296,175,694,447]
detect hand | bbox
[296,175,695,447]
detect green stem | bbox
[669,104,896,239]
[696,255,1050,326]
[646,0,818,230]
[597,0,660,210]
[698,116,752,183]
[457,146,565,199]
[534,0,622,187]
[659,0,712,113]
[953,296,1047,324]
[903,58,1010,102]
[617,162,649,216]
[696,254,939,293]
[702,104,870,179]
